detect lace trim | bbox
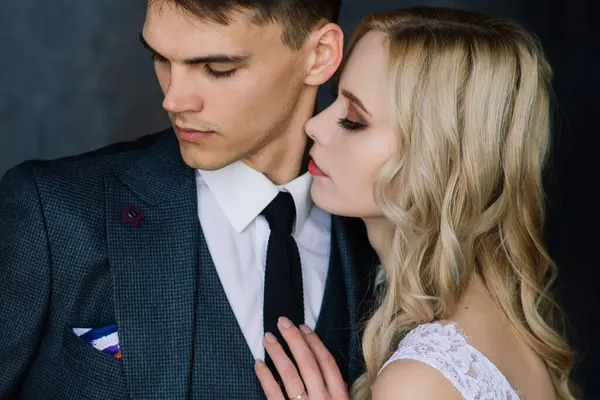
[379,322,520,400]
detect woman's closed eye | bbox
[337,102,368,132]
[337,117,367,131]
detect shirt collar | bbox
[197,161,313,234]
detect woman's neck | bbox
[362,216,394,263]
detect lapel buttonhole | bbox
[121,204,144,228]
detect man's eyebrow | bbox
[139,33,251,65]
[341,88,372,116]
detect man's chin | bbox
[178,145,237,171]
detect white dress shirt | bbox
[196,161,331,360]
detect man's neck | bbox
[242,89,317,185]
[244,132,308,185]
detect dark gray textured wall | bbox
[0,1,169,176]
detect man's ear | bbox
[304,23,344,86]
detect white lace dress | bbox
[379,322,520,399]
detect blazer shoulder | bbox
[1,129,175,210]
[38,129,168,172]
[7,129,169,186]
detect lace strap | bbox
[378,323,520,400]
[380,336,474,398]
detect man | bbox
[0,0,377,398]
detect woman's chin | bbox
[310,185,384,220]
[311,187,341,215]
[310,187,360,218]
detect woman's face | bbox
[306,32,397,218]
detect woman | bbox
[254,6,577,400]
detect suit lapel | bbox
[332,215,378,383]
[105,131,198,399]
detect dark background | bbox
[1,0,598,397]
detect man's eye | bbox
[152,53,168,63]
[205,66,237,79]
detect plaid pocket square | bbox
[72,324,122,360]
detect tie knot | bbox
[261,191,296,235]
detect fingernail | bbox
[278,316,292,329]
[299,324,312,334]
[265,332,277,343]
[255,360,265,369]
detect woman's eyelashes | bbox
[337,104,368,131]
[337,117,367,131]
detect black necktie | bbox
[261,191,304,379]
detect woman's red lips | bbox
[308,159,327,177]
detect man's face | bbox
[142,4,310,170]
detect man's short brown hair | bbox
[149,0,342,50]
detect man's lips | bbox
[174,124,216,142]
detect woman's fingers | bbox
[277,317,328,397]
[255,359,286,400]
[263,331,307,399]
[258,317,350,400]
[299,324,349,399]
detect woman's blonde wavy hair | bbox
[345,7,577,399]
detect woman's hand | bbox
[254,317,350,400]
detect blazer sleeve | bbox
[0,163,51,397]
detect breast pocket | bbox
[57,325,128,398]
